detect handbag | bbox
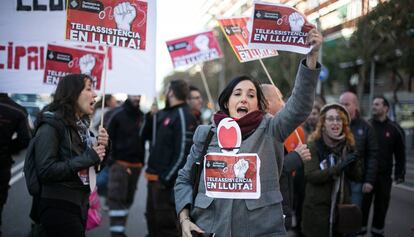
[86,187,102,231]
[191,128,214,203]
[336,203,362,234]
[335,172,362,234]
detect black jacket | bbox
[350,117,379,184]
[369,118,405,180]
[106,99,145,164]
[0,94,31,166]
[34,112,102,206]
[145,103,197,186]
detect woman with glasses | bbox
[302,103,361,237]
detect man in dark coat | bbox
[106,95,145,237]
[0,93,31,234]
[360,96,406,237]
[144,80,197,237]
[340,92,378,208]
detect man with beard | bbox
[106,95,145,237]
[360,96,406,237]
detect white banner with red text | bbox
[0,0,156,96]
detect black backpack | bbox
[23,118,66,196]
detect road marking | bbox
[394,183,414,192]
[11,161,24,174]
[9,171,24,186]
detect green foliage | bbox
[349,0,414,71]
[321,37,355,94]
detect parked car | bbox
[11,94,49,130]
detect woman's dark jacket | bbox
[33,112,102,207]
[302,138,358,237]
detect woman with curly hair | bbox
[302,103,361,237]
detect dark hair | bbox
[218,75,267,115]
[169,79,189,101]
[40,74,92,126]
[188,85,201,99]
[315,94,326,107]
[373,95,389,108]
[189,85,200,92]
[95,94,114,109]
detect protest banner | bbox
[248,1,315,54]
[166,31,223,68]
[0,0,156,96]
[204,152,261,199]
[44,44,105,89]
[218,17,278,63]
[66,0,148,50]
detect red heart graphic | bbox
[218,126,237,148]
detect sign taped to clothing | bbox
[204,153,261,199]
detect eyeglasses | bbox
[325,116,342,123]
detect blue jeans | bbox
[350,181,363,208]
[348,182,364,237]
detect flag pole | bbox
[258,58,275,86]
[100,46,108,127]
[259,58,303,144]
[199,64,215,110]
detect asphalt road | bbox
[2,151,413,237]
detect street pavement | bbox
[2,150,414,237]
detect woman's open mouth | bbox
[237,107,248,116]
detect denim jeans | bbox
[350,181,363,208]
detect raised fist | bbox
[288,12,305,32]
[194,34,210,51]
[233,159,249,179]
[79,54,96,75]
[114,2,136,31]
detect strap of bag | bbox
[339,146,348,204]
[192,128,214,203]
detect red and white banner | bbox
[44,44,105,89]
[0,0,156,95]
[66,0,147,50]
[204,153,261,199]
[218,17,278,62]
[248,1,315,54]
[166,31,223,68]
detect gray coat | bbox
[175,60,320,237]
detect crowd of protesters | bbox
[0,27,408,237]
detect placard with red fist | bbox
[44,44,105,89]
[66,0,147,50]
[218,17,278,62]
[204,153,261,199]
[166,31,223,68]
[248,1,315,54]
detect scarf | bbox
[213,110,264,138]
[76,118,95,149]
[322,130,345,149]
[76,118,97,190]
